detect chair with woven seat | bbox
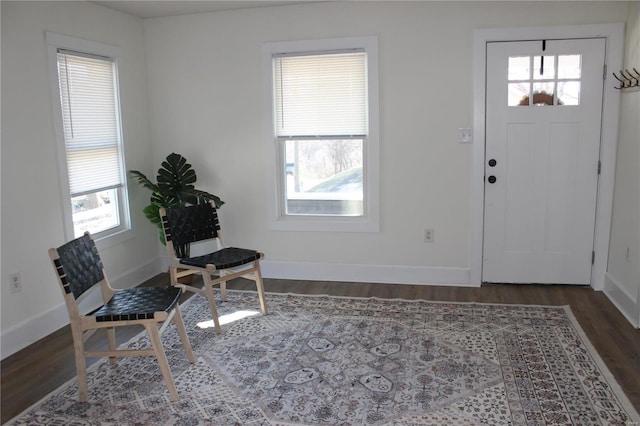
[160,201,268,333]
[49,232,195,402]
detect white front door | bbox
[483,38,606,284]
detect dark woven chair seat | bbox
[179,247,261,270]
[89,287,182,322]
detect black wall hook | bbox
[613,68,640,90]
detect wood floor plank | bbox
[2,275,638,424]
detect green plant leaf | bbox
[129,170,160,193]
[129,152,224,245]
[157,153,198,203]
[142,204,161,224]
[183,188,225,208]
[157,225,167,246]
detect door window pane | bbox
[509,82,530,106]
[532,82,556,106]
[557,81,581,106]
[508,56,530,80]
[533,56,555,80]
[558,55,581,79]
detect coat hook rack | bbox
[612,68,640,92]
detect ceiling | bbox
[92,1,322,18]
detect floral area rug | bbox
[8,291,639,425]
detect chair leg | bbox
[173,305,196,363]
[203,273,222,334]
[106,327,116,365]
[219,271,227,301]
[70,325,89,402]
[145,323,179,402]
[254,262,268,315]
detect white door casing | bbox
[483,38,605,284]
[471,24,625,289]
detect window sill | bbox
[268,215,379,233]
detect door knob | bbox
[488,175,497,184]
[488,159,497,167]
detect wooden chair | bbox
[159,201,268,333]
[49,232,195,402]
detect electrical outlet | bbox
[424,228,434,243]
[9,272,22,294]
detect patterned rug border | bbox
[556,303,640,422]
[8,289,640,424]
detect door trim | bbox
[471,23,625,289]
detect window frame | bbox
[262,36,380,232]
[46,32,132,248]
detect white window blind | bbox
[56,50,124,197]
[274,50,367,138]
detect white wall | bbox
[1,1,158,358]
[144,1,628,284]
[0,0,633,359]
[605,1,640,327]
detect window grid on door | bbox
[507,54,582,107]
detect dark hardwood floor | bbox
[2,275,639,423]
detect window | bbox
[264,37,379,232]
[507,54,582,106]
[47,33,130,242]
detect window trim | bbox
[46,32,132,247]
[262,36,380,232]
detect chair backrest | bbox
[162,202,221,248]
[51,233,104,300]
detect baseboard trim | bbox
[0,258,163,360]
[1,259,472,359]
[603,272,639,328]
[261,260,473,287]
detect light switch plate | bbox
[459,128,473,144]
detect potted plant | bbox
[130,152,224,258]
